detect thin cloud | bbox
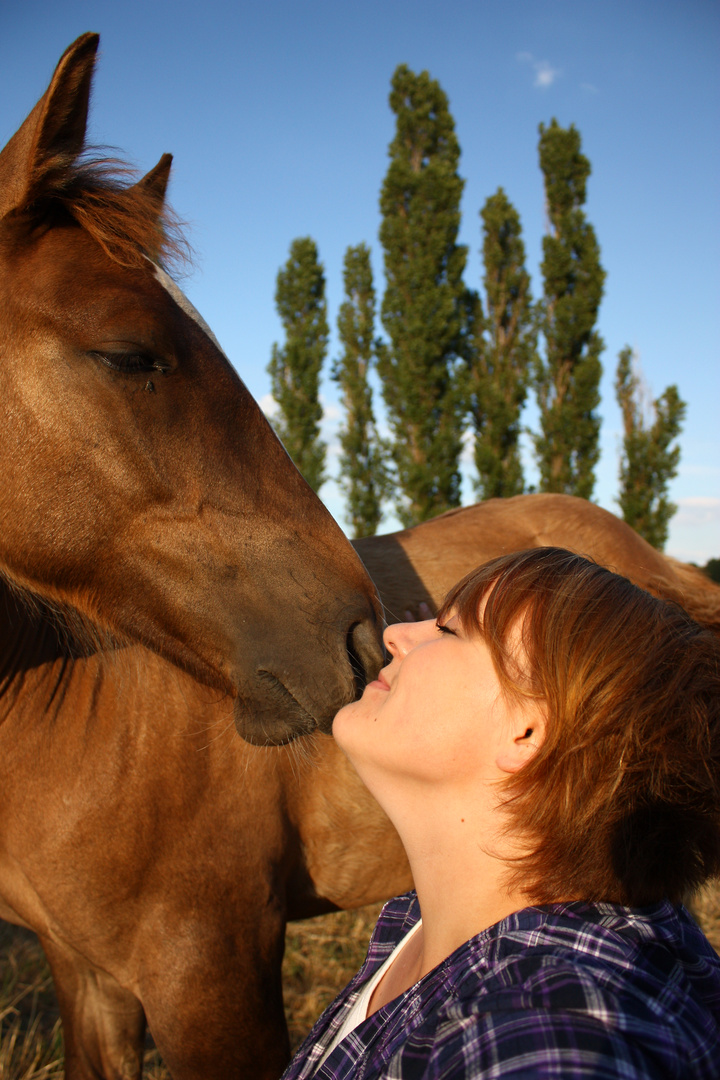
[535,60,560,88]
[679,496,720,507]
[516,51,561,89]
[667,498,720,562]
[675,496,720,526]
[320,396,341,423]
[259,392,278,417]
[681,463,720,478]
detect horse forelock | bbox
[22,154,192,273]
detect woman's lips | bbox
[365,672,391,692]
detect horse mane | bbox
[0,569,125,664]
[35,154,192,273]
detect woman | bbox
[284,548,720,1079]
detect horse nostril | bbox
[347,618,384,699]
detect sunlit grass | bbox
[283,905,382,1052]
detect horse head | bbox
[0,33,384,744]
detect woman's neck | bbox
[410,825,527,974]
[369,788,531,1012]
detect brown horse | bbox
[0,33,384,745]
[0,31,390,1080]
[0,576,410,1080]
[355,494,720,636]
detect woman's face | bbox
[333,613,538,793]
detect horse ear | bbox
[0,32,99,220]
[133,153,173,212]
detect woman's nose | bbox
[383,618,437,659]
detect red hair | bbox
[438,548,720,906]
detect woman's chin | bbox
[331,698,372,763]
[331,699,354,740]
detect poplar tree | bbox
[469,188,535,499]
[332,244,389,537]
[378,64,474,526]
[534,120,605,498]
[615,347,686,550]
[268,237,328,492]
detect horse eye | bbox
[91,351,162,376]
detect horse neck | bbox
[286,735,412,911]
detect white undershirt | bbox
[319,918,423,1064]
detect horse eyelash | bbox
[91,351,168,376]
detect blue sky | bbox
[2,0,718,559]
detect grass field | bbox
[1,882,718,1078]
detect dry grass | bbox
[691,878,720,954]
[0,907,381,1080]
[282,905,382,1052]
[1,884,718,1078]
[0,923,168,1080]
[0,924,62,1080]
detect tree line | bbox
[268,64,685,547]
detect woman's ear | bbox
[496,711,545,774]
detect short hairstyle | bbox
[437,547,720,907]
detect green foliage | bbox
[615,347,686,550]
[378,64,474,526]
[534,120,605,498]
[332,244,390,537]
[268,237,328,492]
[702,558,720,584]
[469,188,535,499]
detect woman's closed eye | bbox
[436,622,457,636]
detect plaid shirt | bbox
[283,892,720,1079]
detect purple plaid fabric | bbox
[283,891,720,1079]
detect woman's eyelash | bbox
[436,623,457,636]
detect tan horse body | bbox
[356,494,720,635]
[4,33,720,1080]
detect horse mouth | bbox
[236,670,320,745]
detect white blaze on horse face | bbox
[152,264,230,361]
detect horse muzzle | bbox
[232,614,384,746]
